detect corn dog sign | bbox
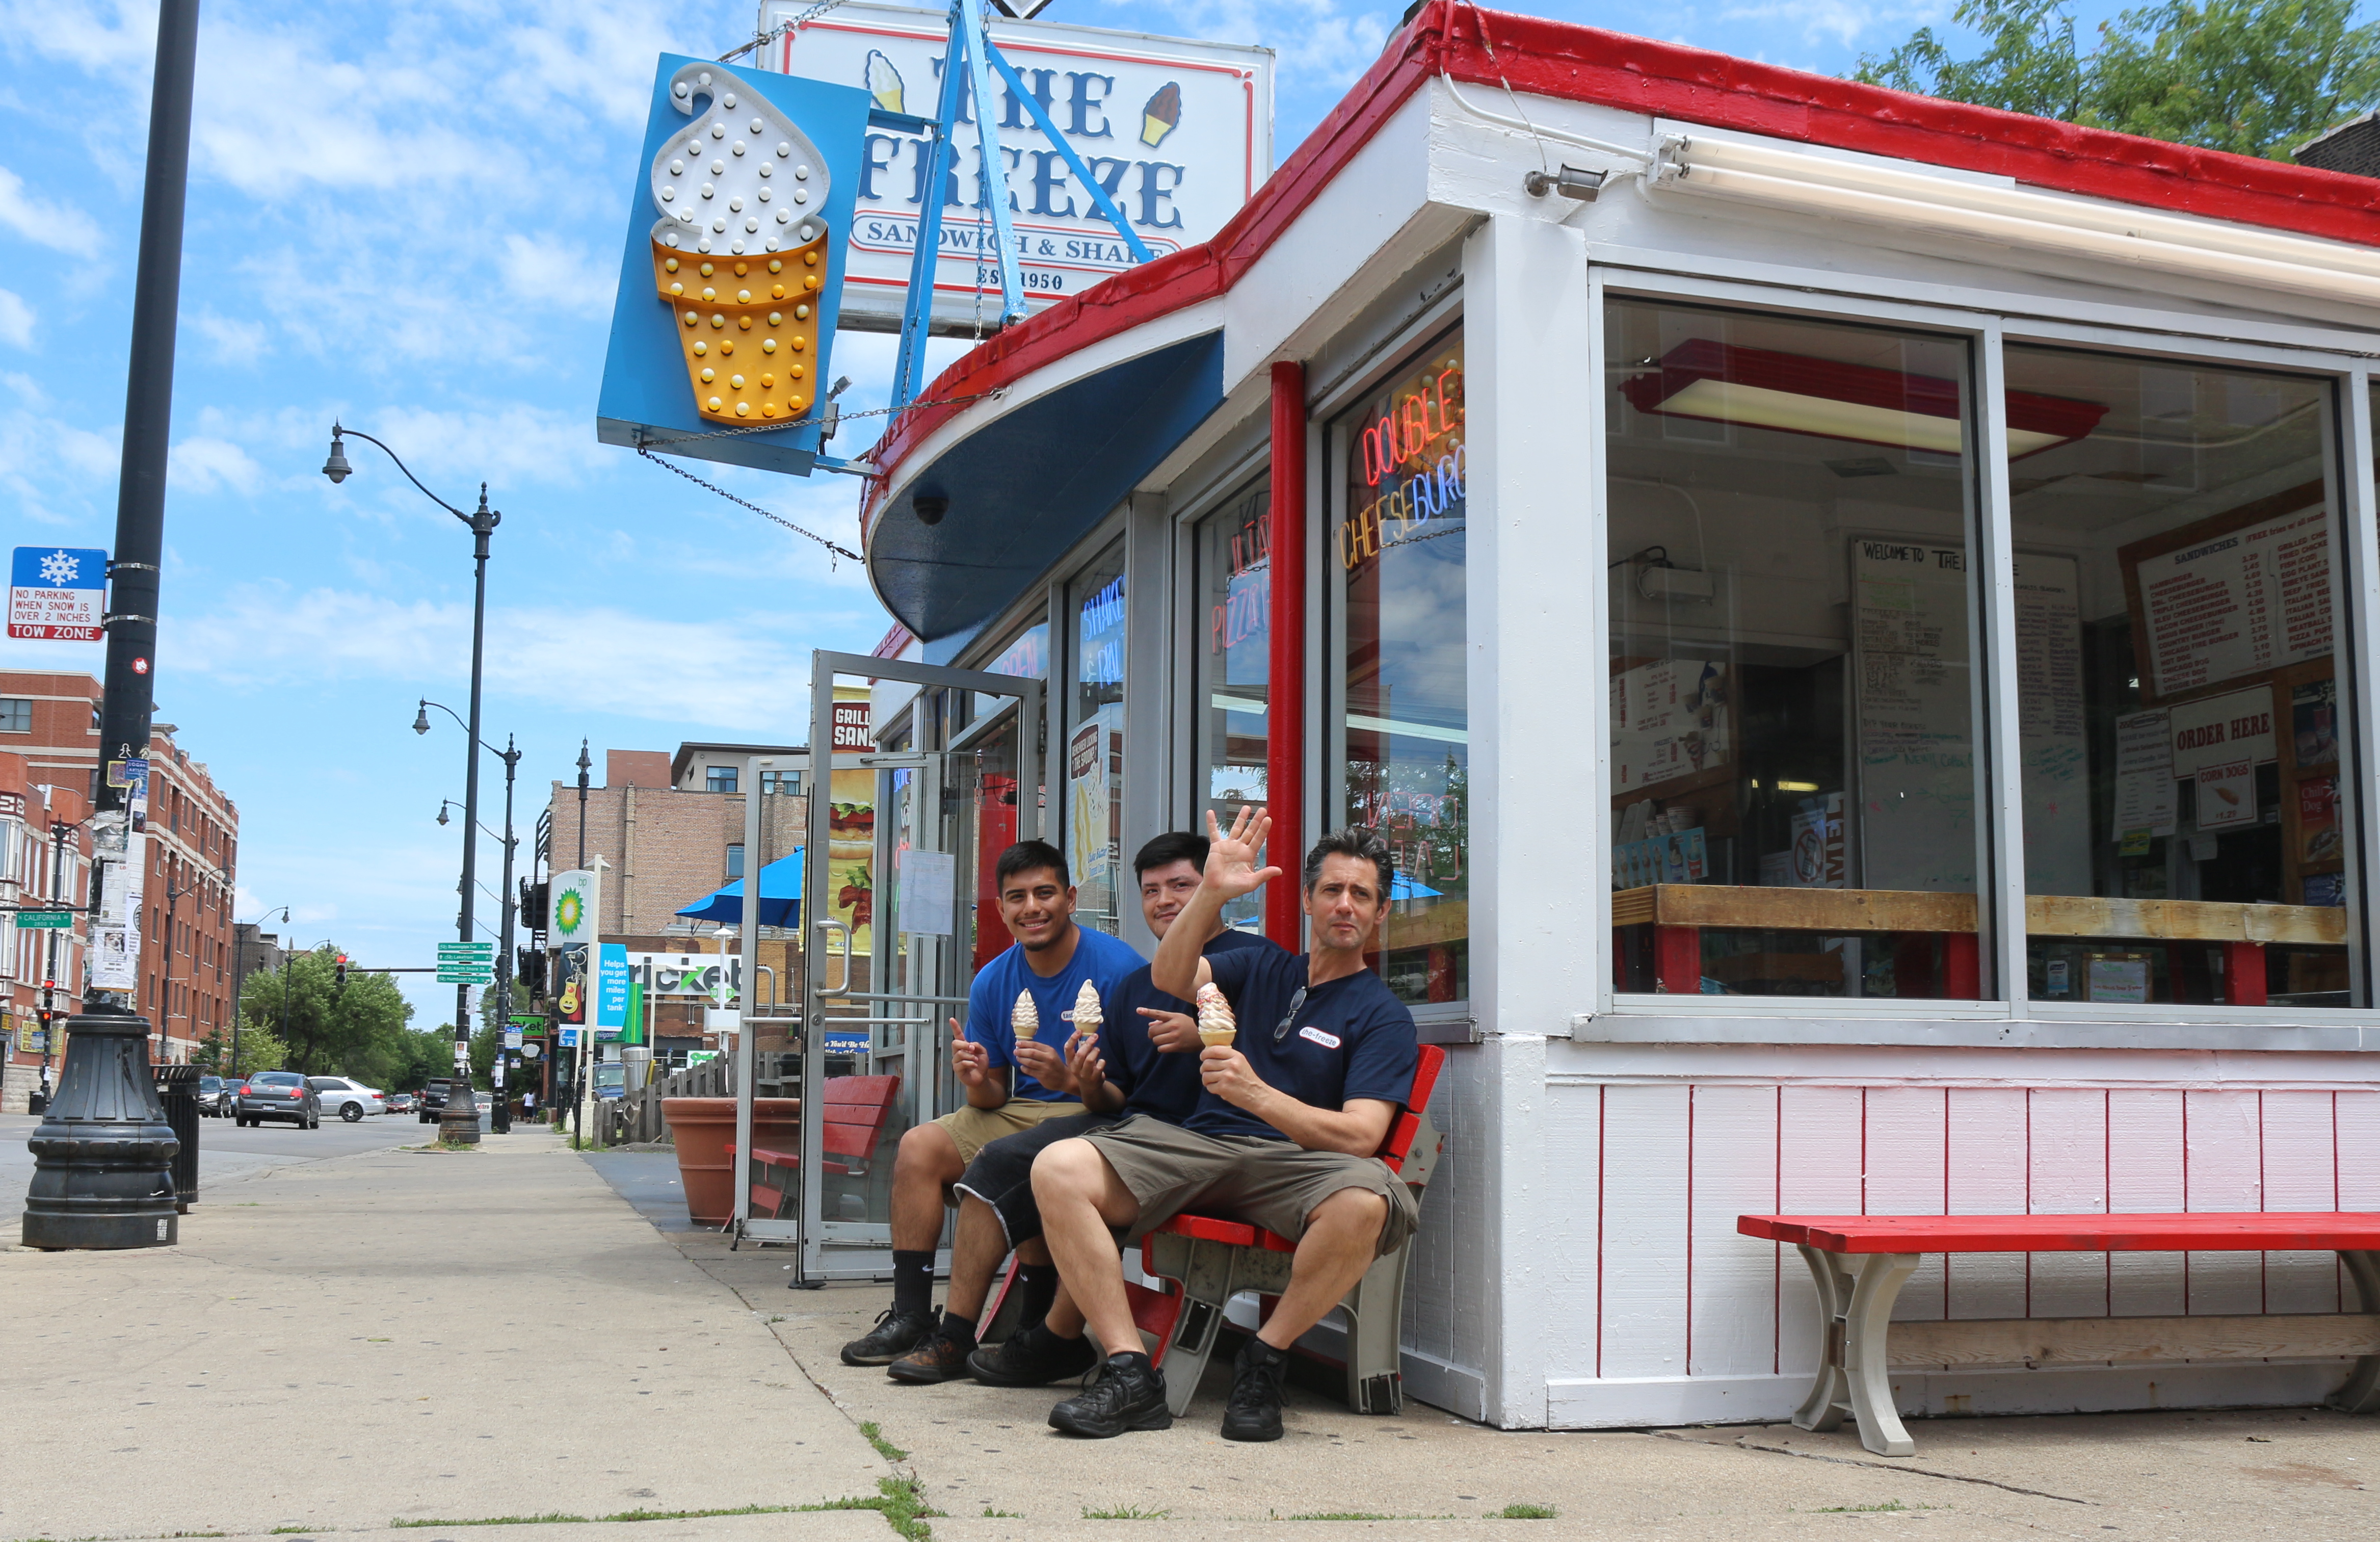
[761,2,1272,331]
[598,56,871,475]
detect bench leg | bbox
[1794,1245,1919,1456]
[2335,1250,2380,1414]
[1145,1233,1237,1419]
[1340,1242,1412,1415]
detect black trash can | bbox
[152,1064,201,1213]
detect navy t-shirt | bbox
[1186,948,1419,1141]
[965,923,1145,1101]
[1100,928,1280,1122]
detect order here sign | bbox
[9,547,107,641]
[762,1,1272,332]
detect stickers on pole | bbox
[597,56,870,477]
[10,547,107,640]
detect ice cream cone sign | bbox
[865,51,905,114]
[648,62,833,426]
[1140,82,1181,148]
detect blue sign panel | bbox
[595,55,869,477]
[9,546,108,641]
[596,942,631,1028]
[822,1030,870,1056]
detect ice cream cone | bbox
[1194,982,1236,1048]
[1140,82,1180,148]
[1070,979,1102,1037]
[648,63,834,427]
[1012,988,1041,1043]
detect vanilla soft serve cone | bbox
[1194,982,1236,1048]
[1070,979,1102,1039]
[1011,988,1041,1043]
[648,63,832,426]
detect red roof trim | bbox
[866,1,2379,521]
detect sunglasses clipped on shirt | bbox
[1272,985,1309,1044]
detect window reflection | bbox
[1066,544,1126,936]
[1195,478,1271,933]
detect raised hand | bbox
[948,1018,991,1088]
[1141,1007,1199,1054]
[1202,805,1283,901]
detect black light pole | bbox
[24,0,200,1252]
[325,426,498,1145]
[570,739,590,1138]
[420,706,518,1135]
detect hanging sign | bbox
[597,55,871,477]
[9,547,107,641]
[761,2,1271,331]
[548,869,597,949]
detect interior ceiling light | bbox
[1619,339,2107,457]
[1663,135,2380,308]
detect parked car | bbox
[198,1074,227,1117]
[307,1076,385,1122]
[383,1090,417,1115]
[417,1079,456,1123]
[235,1070,319,1128]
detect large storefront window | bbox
[1066,543,1126,935]
[1336,330,1469,1005]
[1194,477,1271,932]
[1605,302,1986,999]
[2010,347,2355,1007]
[967,617,1048,967]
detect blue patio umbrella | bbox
[676,848,805,928]
[1391,870,1442,901]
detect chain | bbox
[630,387,1008,456]
[634,443,862,566]
[720,0,856,63]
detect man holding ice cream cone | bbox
[1032,810,1420,1441]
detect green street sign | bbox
[437,942,496,959]
[13,911,72,929]
[436,965,494,985]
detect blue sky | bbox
[0,0,2145,1030]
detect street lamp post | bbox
[419,705,519,1139]
[229,904,288,1081]
[325,424,498,1146]
[570,740,590,1137]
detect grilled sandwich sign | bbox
[760,1,1271,329]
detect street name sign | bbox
[13,911,72,929]
[436,965,494,985]
[9,547,108,641]
[438,942,496,959]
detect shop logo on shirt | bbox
[1298,1025,1341,1049]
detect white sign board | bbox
[549,868,597,949]
[10,546,107,641]
[762,2,1271,329]
[2167,685,2277,780]
[2134,501,2331,699]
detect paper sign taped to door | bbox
[896,848,955,935]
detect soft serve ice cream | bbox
[1194,982,1236,1048]
[649,63,831,426]
[1070,979,1102,1041]
[1011,988,1041,1043]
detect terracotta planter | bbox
[661,1096,801,1226]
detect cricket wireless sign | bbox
[760,2,1272,329]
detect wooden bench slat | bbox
[1613,885,2347,945]
[1742,1211,2380,1252]
[1889,1313,2380,1368]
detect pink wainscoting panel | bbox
[2026,1088,2112,1317]
[1687,1083,1781,1377]
[1598,1083,1692,1379]
[1776,1085,1863,1376]
[2184,1089,2267,1316]
[2108,1090,2188,1317]
[1945,1087,2030,1321]
[2263,1089,2345,1315]
[1863,1086,1950,1320]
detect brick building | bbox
[546,746,806,936]
[0,671,240,1072]
[0,753,93,1111]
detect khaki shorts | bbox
[1079,1114,1419,1258]
[934,1097,1087,1164]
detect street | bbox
[5,1130,2377,1542]
[0,1108,440,1221]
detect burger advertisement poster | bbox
[758,1,1272,329]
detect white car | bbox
[306,1076,386,1122]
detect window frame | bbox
[0,698,30,734]
[1581,266,2380,1030]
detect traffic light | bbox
[335,954,349,989]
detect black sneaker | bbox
[1220,1337,1287,1442]
[968,1323,1100,1387]
[887,1321,978,1384]
[840,1308,936,1367]
[1047,1352,1172,1437]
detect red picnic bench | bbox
[737,1074,903,1220]
[984,1044,1448,1416]
[1740,1211,2380,1456]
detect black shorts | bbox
[950,1109,1117,1246]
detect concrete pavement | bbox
[0,1108,426,1218]
[8,1127,2378,1541]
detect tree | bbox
[1857,0,2380,159]
[195,1020,285,1077]
[234,946,416,1086]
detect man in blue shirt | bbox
[839,840,1142,1366]
[882,831,1284,1385]
[1034,813,1420,1442]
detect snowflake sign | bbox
[10,545,108,641]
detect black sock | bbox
[891,1250,936,1320]
[1106,1349,1150,1370]
[940,1311,978,1349]
[1015,1261,1060,1327]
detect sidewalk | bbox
[6,1131,2374,1542]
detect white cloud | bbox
[498,233,614,316]
[192,308,272,364]
[170,434,267,494]
[0,286,30,347]
[0,165,108,250]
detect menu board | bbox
[2013,553,2091,895]
[2124,488,2331,702]
[1610,659,1732,794]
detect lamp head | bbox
[322,427,352,484]
[437,804,451,826]
[413,701,431,736]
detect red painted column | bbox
[2223,940,2267,1006]
[1264,360,1307,951]
[1654,926,1701,995]
[1941,933,1981,1000]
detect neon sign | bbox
[1343,354,1465,571]
[1208,484,1270,656]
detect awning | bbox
[868,331,1224,640]
[677,849,804,927]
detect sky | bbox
[0,0,2153,1032]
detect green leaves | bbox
[1856,0,2380,160]
[234,945,420,1085]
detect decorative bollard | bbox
[22,1005,180,1249]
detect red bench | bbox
[1741,1211,2380,1456]
[739,1074,903,1220]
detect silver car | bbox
[307,1076,386,1122]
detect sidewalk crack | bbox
[1650,1430,2094,1504]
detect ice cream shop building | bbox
[825,1,2380,1430]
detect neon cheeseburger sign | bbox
[1343,347,1466,571]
